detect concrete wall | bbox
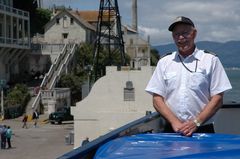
[72,66,155,148]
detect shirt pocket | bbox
[163,72,177,91]
[189,71,208,90]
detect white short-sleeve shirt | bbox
[145,48,232,123]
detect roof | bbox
[73,10,99,22]
[71,10,116,23]
[44,9,96,32]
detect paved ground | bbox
[0,115,74,159]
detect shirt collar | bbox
[193,47,203,60]
[175,47,203,61]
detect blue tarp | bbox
[94,133,240,159]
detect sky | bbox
[42,0,240,46]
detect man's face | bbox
[172,23,197,55]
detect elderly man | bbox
[145,16,232,136]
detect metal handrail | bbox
[49,44,76,89]
[31,44,67,110]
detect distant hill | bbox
[152,41,240,68]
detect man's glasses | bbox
[173,30,193,38]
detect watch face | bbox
[194,119,201,127]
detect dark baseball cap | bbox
[168,16,195,31]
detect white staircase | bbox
[27,43,77,114]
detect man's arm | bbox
[153,93,183,132]
[196,93,223,125]
[180,93,223,136]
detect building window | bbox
[130,38,133,45]
[62,33,68,39]
[70,18,74,24]
[0,23,2,37]
[124,81,135,101]
[56,18,60,24]
[63,16,68,28]
[5,63,8,73]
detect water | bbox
[224,69,240,103]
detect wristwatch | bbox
[193,119,201,127]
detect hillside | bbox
[153,41,240,68]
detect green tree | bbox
[93,46,130,79]
[5,84,30,110]
[150,48,160,66]
[74,43,94,76]
[13,0,51,36]
[33,8,52,34]
[57,74,83,105]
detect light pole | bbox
[0,79,6,120]
[84,65,93,93]
[1,87,3,120]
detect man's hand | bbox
[178,120,198,136]
[171,121,184,133]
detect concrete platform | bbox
[0,115,74,159]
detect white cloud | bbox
[138,26,160,37]
[138,26,172,45]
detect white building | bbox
[0,0,30,82]
[44,9,96,44]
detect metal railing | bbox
[49,44,76,89]
[31,44,77,110]
[31,44,67,110]
[0,4,29,18]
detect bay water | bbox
[224,68,240,103]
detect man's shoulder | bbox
[203,50,217,57]
[160,52,174,60]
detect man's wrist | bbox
[193,119,202,127]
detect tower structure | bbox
[132,0,137,32]
[92,0,126,81]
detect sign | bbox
[0,79,6,89]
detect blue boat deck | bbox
[94,133,240,159]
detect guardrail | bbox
[31,44,65,53]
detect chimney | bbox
[132,0,138,32]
